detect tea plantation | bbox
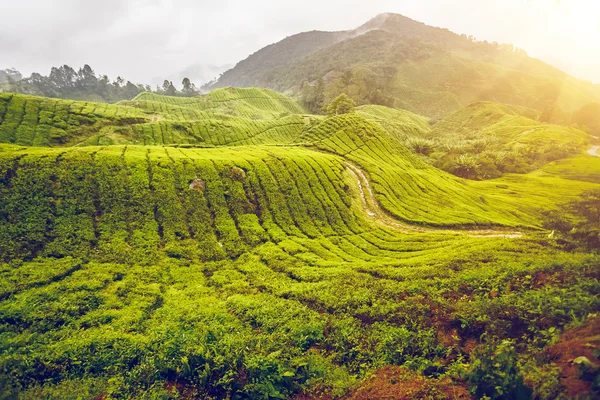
[0,88,599,399]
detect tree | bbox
[124,81,141,99]
[540,105,570,125]
[300,78,325,113]
[322,93,356,116]
[77,64,98,90]
[163,80,177,96]
[181,77,198,97]
[49,65,77,90]
[0,68,22,84]
[451,154,480,179]
[113,76,124,88]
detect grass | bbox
[0,89,599,399]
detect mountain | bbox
[208,13,600,119]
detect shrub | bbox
[451,154,480,179]
[322,94,356,116]
[467,340,532,399]
[406,137,435,156]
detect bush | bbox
[467,340,532,399]
[322,94,356,116]
[407,137,435,156]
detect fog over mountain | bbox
[151,63,234,89]
[1,0,599,84]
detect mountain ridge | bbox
[207,13,600,119]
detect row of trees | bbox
[0,65,201,103]
[0,68,22,84]
[157,77,199,97]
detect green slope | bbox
[0,89,309,147]
[126,87,306,119]
[416,101,591,178]
[0,91,595,227]
[0,92,149,147]
[1,90,599,399]
[294,112,596,227]
[0,145,366,263]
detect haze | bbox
[1,0,599,84]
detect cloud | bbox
[1,0,598,84]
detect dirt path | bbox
[345,162,523,238]
[587,146,599,157]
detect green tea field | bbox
[0,88,599,399]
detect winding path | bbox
[345,162,523,239]
[587,146,600,157]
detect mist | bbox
[1,0,599,84]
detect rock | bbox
[230,167,246,181]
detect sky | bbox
[1,0,599,85]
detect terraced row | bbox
[296,113,598,227]
[130,115,307,146]
[0,91,313,148]
[2,143,539,271]
[128,87,306,119]
[2,222,598,398]
[0,145,363,263]
[0,93,148,147]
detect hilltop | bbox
[0,89,599,399]
[207,13,600,119]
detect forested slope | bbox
[208,13,600,119]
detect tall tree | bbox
[163,80,177,96]
[77,64,98,90]
[181,77,198,97]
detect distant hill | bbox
[207,13,600,119]
[0,88,306,147]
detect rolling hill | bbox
[208,13,600,120]
[0,89,599,399]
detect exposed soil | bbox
[544,316,600,398]
[343,366,473,400]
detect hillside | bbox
[1,90,600,399]
[416,102,591,179]
[0,90,593,226]
[208,14,600,119]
